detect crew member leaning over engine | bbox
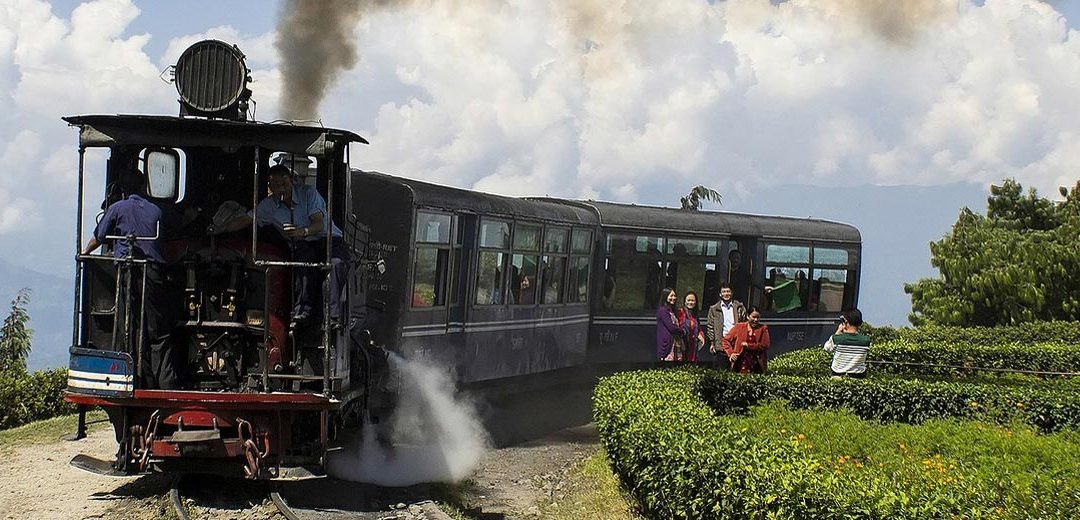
[216,164,350,328]
[82,168,178,389]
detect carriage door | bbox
[726,236,757,308]
[446,213,474,334]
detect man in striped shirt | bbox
[823,308,871,378]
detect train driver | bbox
[216,164,350,328]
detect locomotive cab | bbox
[63,40,373,479]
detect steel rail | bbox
[169,475,192,520]
[270,488,302,520]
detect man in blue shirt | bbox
[219,164,349,327]
[82,168,177,389]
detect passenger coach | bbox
[352,173,861,382]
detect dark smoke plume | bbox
[275,0,366,121]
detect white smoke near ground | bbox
[326,353,490,486]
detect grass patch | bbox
[541,449,640,520]
[0,409,109,453]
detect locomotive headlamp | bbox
[174,39,252,120]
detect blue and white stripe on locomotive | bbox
[67,347,135,397]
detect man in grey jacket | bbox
[707,282,747,356]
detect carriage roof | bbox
[358,171,601,226]
[62,114,367,156]
[569,200,861,243]
[358,172,860,243]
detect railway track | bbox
[167,474,454,519]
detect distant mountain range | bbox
[0,257,73,371]
[0,182,988,370]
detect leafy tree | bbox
[0,288,33,374]
[679,185,722,211]
[905,179,1080,326]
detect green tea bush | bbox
[0,369,75,430]
[863,321,1080,346]
[771,340,1080,378]
[594,369,1080,519]
[699,371,1080,432]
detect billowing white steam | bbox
[326,353,490,486]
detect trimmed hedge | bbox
[863,321,1080,346]
[699,370,1080,433]
[771,340,1080,378]
[594,369,1080,519]
[0,369,75,430]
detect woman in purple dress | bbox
[656,287,685,361]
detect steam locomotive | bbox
[65,40,861,480]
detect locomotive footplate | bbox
[69,454,137,478]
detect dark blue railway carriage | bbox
[352,172,599,386]
[579,201,862,367]
[351,173,862,384]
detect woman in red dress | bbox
[677,291,706,363]
[722,307,770,374]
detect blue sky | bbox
[3,0,1080,367]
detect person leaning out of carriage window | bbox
[677,291,706,363]
[823,308,871,379]
[723,306,770,374]
[81,168,179,390]
[656,287,686,361]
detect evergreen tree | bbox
[905,179,1080,326]
[0,288,33,373]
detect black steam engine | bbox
[65,40,375,480]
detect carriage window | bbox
[766,244,810,263]
[606,233,663,255]
[812,268,853,312]
[765,266,811,313]
[412,248,450,308]
[475,251,507,305]
[415,212,452,244]
[541,255,566,304]
[514,224,541,251]
[568,256,590,303]
[665,238,718,256]
[571,229,592,254]
[813,247,850,266]
[544,227,568,253]
[479,219,510,249]
[763,243,813,313]
[510,254,539,305]
[665,261,708,306]
[603,257,663,311]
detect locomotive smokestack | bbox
[275,0,365,121]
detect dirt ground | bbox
[0,422,600,520]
